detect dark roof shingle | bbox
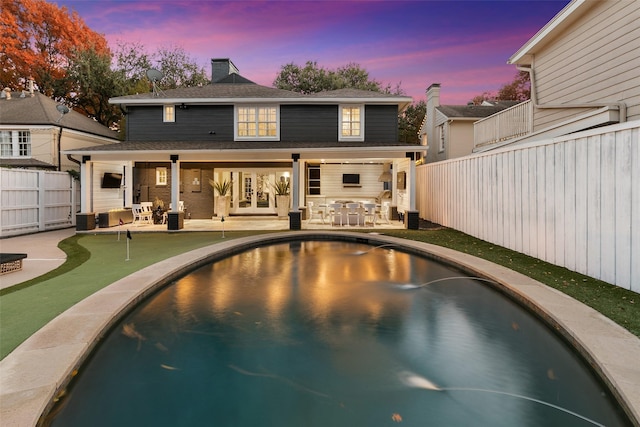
[0,92,119,140]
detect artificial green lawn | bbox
[1,228,638,359]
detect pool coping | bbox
[1,231,638,426]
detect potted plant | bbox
[272,179,290,217]
[209,179,231,217]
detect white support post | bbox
[171,157,180,212]
[292,156,300,211]
[80,158,92,213]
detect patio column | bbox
[405,152,419,230]
[168,154,184,230]
[289,153,301,230]
[123,162,134,208]
[76,156,96,230]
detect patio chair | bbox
[345,203,362,227]
[378,202,391,224]
[363,203,377,226]
[328,203,343,226]
[307,201,325,224]
[132,204,153,225]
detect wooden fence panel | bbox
[416,121,639,292]
[0,168,76,237]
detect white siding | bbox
[533,0,640,128]
[416,121,640,292]
[92,162,127,213]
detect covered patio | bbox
[82,214,407,234]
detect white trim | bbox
[111,96,412,108]
[234,105,280,141]
[163,105,175,123]
[508,0,588,64]
[156,167,168,186]
[338,104,364,142]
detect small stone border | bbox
[1,231,638,426]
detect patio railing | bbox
[474,100,532,147]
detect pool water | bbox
[46,241,630,426]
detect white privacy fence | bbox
[0,168,77,238]
[417,121,640,292]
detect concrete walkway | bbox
[0,228,76,290]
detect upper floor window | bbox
[0,130,31,157]
[235,105,279,140]
[438,124,446,153]
[339,105,364,141]
[163,105,175,122]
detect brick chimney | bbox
[211,58,239,83]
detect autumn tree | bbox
[0,0,109,98]
[470,70,530,105]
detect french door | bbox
[228,169,289,215]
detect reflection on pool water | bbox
[46,241,630,426]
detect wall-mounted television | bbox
[342,173,360,185]
[101,172,123,188]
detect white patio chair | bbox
[328,203,343,226]
[378,202,391,224]
[363,203,377,226]
[132,204,153,225]
[307,201,325,224]
[345,203,362,227]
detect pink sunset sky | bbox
[54,0,570,105]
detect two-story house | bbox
[66,59,420,230]
[0,84,118,171]
[474,0,640,151]
[418,83,518,163]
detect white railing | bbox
[417,121,640,293]
[474,100,532,147]
[0,168,77,237]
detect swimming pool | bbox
[44,240,630,426]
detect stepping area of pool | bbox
[1,231,639,426]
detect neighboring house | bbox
[418,83,518,163]
[65,58,419,229]
[475,0,640,151]
[0,85,119,171]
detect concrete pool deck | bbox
[1,231,639,426]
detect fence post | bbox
[38,170,45,231]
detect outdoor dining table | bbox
[322,202,377,226]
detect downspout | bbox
[57,127,62,171]
[517,65,626,122]
[67,154,81,166]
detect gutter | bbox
[517,65,626,122]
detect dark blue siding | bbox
[127,105,234,141]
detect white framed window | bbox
[156,167,168,186]
[0,130,31,157]
[235,105,279,140]
[163,105,175,123]
[339,105,364,141]
[438,124,445,153]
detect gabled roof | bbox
[509,0,589,65]
[0,92,119,140]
